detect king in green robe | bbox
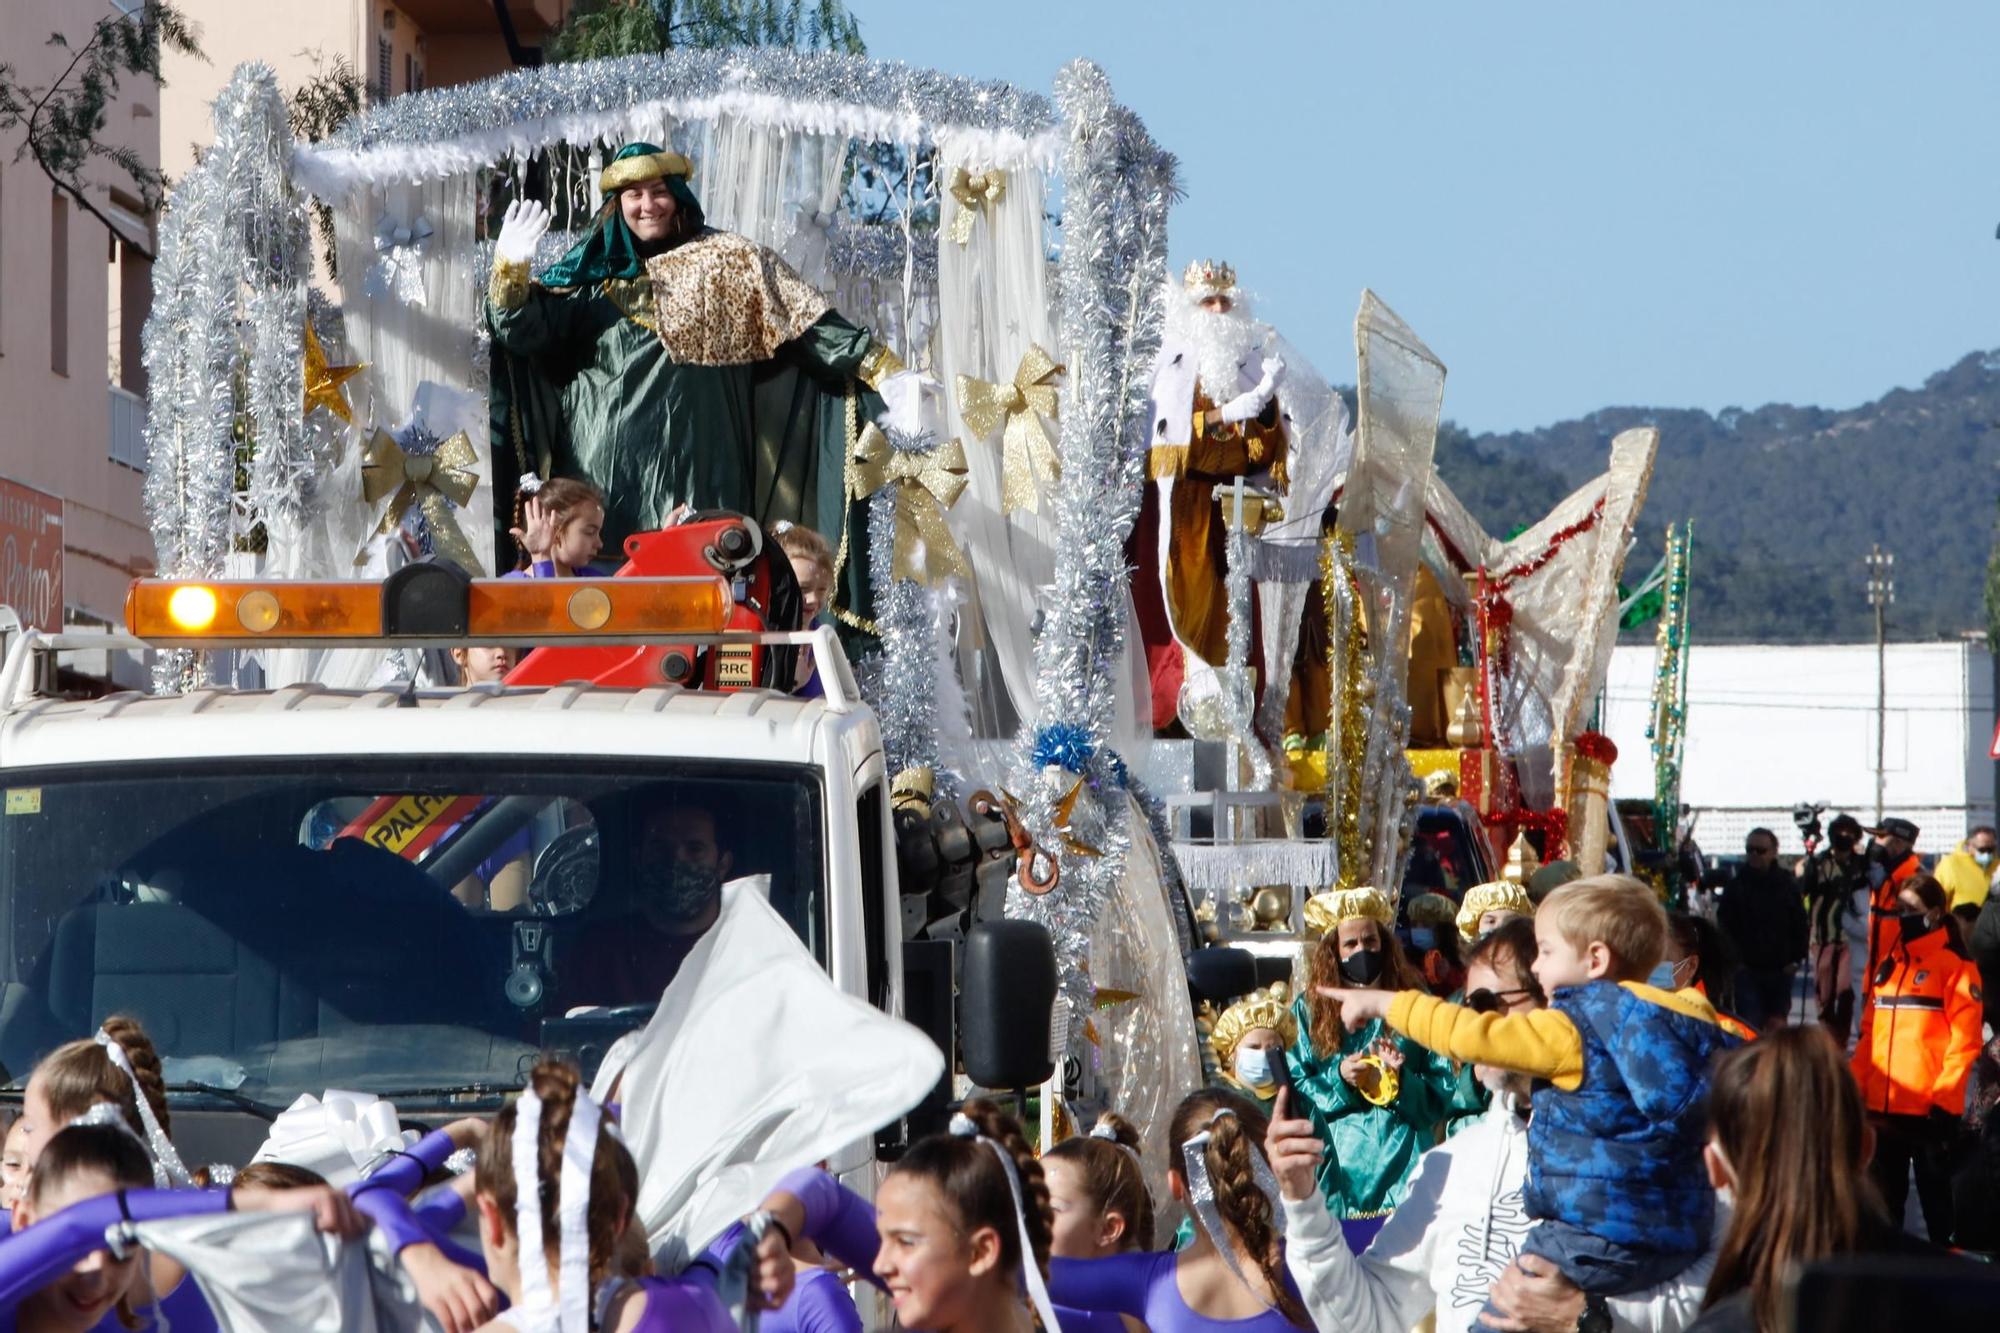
[487,143,899,628]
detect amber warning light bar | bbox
[125,564,731,647]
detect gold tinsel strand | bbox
[1321,530,1369,886]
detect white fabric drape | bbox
[690,114,846,252]
[617,880,944,1272]
[133,1212,425,1332]
[936,149,1144,765]
[330,174,490,575]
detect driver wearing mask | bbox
[555,800,733,1010]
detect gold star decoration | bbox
[302,321,364,425]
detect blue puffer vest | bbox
[1523,980,1739,1253]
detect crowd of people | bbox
[2,854,1991,1331]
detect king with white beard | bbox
[1134,259,1289,731]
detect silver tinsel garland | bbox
[860,481,951,790]
[296,48,1060,197]
[1220,511,1272,790]
[1004,61,1178,1040]
[142,64,306,690]
[825,222,937,284]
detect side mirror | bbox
[1185,945,1259,1006]
[960,920,1056,1090]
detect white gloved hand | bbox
[876,369,943,438]
[494,199,552,267]
[1215,355,1285,424]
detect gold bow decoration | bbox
[850,423,972,586]
[946,166,1007,246]
[956,344,1063,514]
[362,428,482,574]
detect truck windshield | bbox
[0,758,824,1110]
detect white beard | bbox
[1166,289,1270,404]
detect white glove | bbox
[494,199,552,267]
[877,369,943,438]
[1215,355,1285,425]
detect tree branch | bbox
[28,131,153,261]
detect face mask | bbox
[1896,910,1934,940]
[1868,842,1891,866]
[642,859,722,923]
[1233,1046,1274,1089]
[1974,849,1995,869]
[1409,926,1437,953]
[1340,948,1385,986]
[1647,961,1678,990]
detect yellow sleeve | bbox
[1387,991,1585,1090]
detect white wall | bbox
[1601,641,1997,858]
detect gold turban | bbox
[599,150,695,193]
[1304,887,1394,939]
[1208,983,1297,1066]
[1456,880,1535,943]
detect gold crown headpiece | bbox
[1303,886,1394,939]
[1182,258,1237,297]
[1455,879,1535,943]
[1207,982,1296,1065]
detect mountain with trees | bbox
[1440,351,2000,645]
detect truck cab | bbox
[0,572,919,1185]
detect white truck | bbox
[0,566,1021,1184]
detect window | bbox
[405,53,423,94]
[49,193,67,377]
[375,35,392,102]
[0,756,829,1111]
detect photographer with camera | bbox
[1717,827,1809,1029]
[1797,811,1870,1042]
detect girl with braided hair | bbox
[1047,1089,1310,1331]
[16,1017,181,1180]
[1043,1113,1156,1258]
[469,1059,750,1333]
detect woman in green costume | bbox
[486,143,905,619]
[1290,886,1453,1248]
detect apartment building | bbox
[0,0,163,634]
[161,2,571,179]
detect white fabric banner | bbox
[132,1212,425,1332]
[615,881,945,1271]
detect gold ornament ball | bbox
[1250,886,1292,931]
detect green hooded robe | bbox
[487,144,887,631]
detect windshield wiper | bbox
[163,1083,287,1122]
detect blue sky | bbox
[857,1,1999,433]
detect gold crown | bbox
[1455,879,1535,943]
[1208,982,1296,1065]
[1182,258,1237,296]
[1303,886,1394,938]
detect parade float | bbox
[134,35,1656,1176]
[138,44,1208,1188]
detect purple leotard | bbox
[1050,1251,1307,1333]
[774,1266,862,1333]
[504,561,611,579]
[0,1187,229,1319]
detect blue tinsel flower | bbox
[1032,722,1096,773]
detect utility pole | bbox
[1865,545,1895,824]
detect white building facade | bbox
[1601,640,1998,859]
